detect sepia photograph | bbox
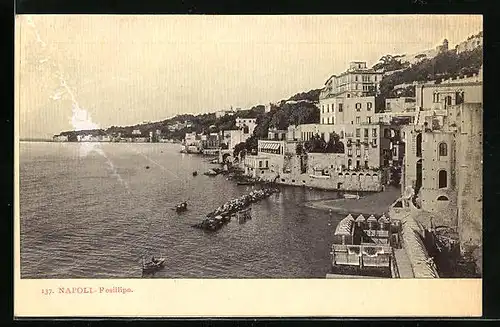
[15,14,483,316]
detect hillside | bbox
[374,44,482,111]
[55,89,322,142]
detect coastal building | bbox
[243,155,270,178]
[219,128,252,151]
[293,122,402,170]
[184,132,198,146]
[401,77,482,258]
[235,118,257,135]
[52,135,68,142]
[385,97,416,112]
[201,133,220,151]
[132,129,141,135]
[319,61,383,106]
[133,137,149,143]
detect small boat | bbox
[192,171,198,176]
[204,169,218,176]
[344,193,360,200]
[142,257,165,273]
[237,181,254,186]
[176,202,188,212]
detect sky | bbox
[16,15,482,139]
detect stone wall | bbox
[456,103,483,255]
[257,169,383,192]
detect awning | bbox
[335,216,354,236]
[260,143,280,150]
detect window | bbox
[437,196,449,201]
[265,161,269,168]
[338,104,343,112]
[340,131,344,139]
[347,94,351,98]
[259,160,262,168]
[321,133,325,140]
[327,117,330,124]
[364,128,369,138]
[438,142,448,157]
[433,93,439,103]
[367,102,372,111]
[322,118,325,124]
[416,133,422,157]
[331,103,335,112]
[356,103,361,111]
[445,96,452,106]
[356,128,360,137]
[355,75,358,81]
[356,148,361,157]
[327,104,330,113]
[456,91,464,105]
[356,117,361,124]
[372,128,377,138]
[438,170,448,188]
[364,161,369,169]
[372,138,377,146]
[348,159,352,167]
[367,116,372,124]
[384,128,391,138]
[322,105,324,113]
[374,76,378,82]
[348,148,353,156]
[356,160,360,169]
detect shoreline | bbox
[303,186,401,216]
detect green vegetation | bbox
[303,132,345,154]
[375,46,483,111]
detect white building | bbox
[235,118,257,135]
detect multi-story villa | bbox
[401,73,482,256]
[235,118,257,135]
[318,61,383,126]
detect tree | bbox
[325,132,345,153]
[233,142,247,158]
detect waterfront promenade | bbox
[304,186,400,215]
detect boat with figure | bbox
[176,202,188,212]
[192,171,198,176]
[142,257,165,273]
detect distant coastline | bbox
[19,138,53,142]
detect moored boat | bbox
[343,193,360,200]
[176,202,188,212]
[192,171,198,176]
[204,169,218,176]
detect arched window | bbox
[416,133,422,157]
[445,95,452,107]
[437,196,449,201]
[438,170,448,188]
[348,159,352,167]
[438,142,447,157]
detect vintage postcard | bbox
[14,14,482,317]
